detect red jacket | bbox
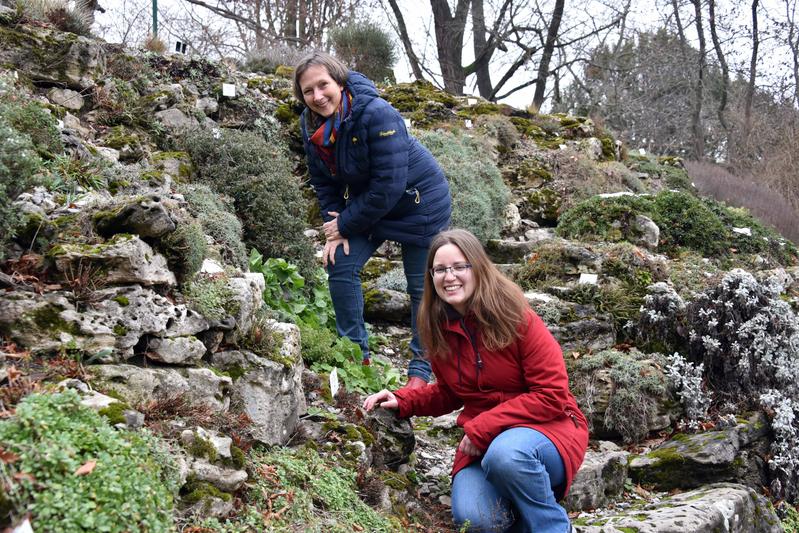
[394,308,589,499]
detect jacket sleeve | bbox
[337,102,409,236]
[463,311,573,451]
[394,365,463,418]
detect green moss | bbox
[523,188,561,223]
[456,102,502,118]
[27,305,80,336]
[230,445,246,469]
[182,479,231,505]
[274,65,294,78]
[274,103,296,123]
[618,528,640,533]
[97,401,130,425]
[382,79,458,113]
[600,136,616,160]
[112,295,130,306]
[112,324,128,336]
[187,433,218,462]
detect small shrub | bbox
[183,272,240,321]
[373,266,407,292]
[142,34,166,53]
[571,349,670,443]
[239,308,279,358]
[474,115,521,153]
[44,6,93,36]
[0,390,177,531]
[160,220,207,282]
[417,129,509,242]
[0,116,42,259]
[178,183,247,268]
[665,352,711,427]
[330,21,397,82]
[181,127,315,278]
[0,99,63,159]
[243,45,310,75]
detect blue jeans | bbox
[451,428,569,533]
[326,234,432,381]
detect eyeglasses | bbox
[430,263,472,278]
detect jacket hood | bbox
[345,71,379,118]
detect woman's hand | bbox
[458,434,481,456]
[323,211,342,241]
[363,390,398,411]
[322,238,349,267]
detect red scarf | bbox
[308,89,352,175]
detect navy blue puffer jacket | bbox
[301,71,451,247]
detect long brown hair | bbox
[417,229,529,357]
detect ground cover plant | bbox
[0,390,178,531]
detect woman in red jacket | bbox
[364,229,588,532]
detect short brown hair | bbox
[293,51,349,102]
[417,229,529,357]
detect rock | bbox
[630,412,771,491]
[523,227,557,244]
[151,151,192,180]
[633,215,660,250]
[155,108,198,129]
[147,336,206,365]
[189,459,247,492]
[485,238,536,263]
[90,365,232,413]
[79,390,120,411]
[181,496,233,519]
[223,273,265,344]
[581,137,604,161]
[62,112,91,137]
[502,203,522,234]
[47,88,84,110]
[93,195,176,239]
[574,483,781,533]
[53,235,176,287]
[364,408,416,469]
[95,146,120,163]
[364,288,410,323]
[181,427,232,459]
[548,308,616,353]
[195,96,218,115]
[563,445,629,512]
[211,335,305,445]
[0,25,105,89]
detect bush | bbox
[0,390,177,531]
[680,269,799,501]
[330,21,397,83]
[0,99,63,159]
[417,129,509,242]
[181,127,315,277]
[0,116,42,259]
[183,272,241,321]
[243,45,310,75]
[178,183,247,269]
[160,220,207,282]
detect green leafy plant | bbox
[249,250,334,329]
[0,390,177,532]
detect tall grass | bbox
[685,160,799,244]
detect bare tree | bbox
[690,0,707,159]
[744,0,760,133]
[708,0,730,132]
[789,0,799,105]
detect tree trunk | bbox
[431,0,470,95]
[472,0,493,99]
[745,0,760,132]
[690,0,706,159]
[708,0,729,134]
[531,0,564,111]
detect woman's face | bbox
[431,243,475,315]
[298,64,344,118]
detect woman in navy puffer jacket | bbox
[294,52,451,387]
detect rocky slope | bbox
[0,12,797,533]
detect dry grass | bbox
[685,160,799,244]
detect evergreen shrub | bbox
[330,21,397,82]
[0,390,177,531]
[178,183,247,268]
[181,127,315,277]
[417,129,509,242]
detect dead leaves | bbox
[74,460,97,476]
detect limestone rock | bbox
[211,337,305,445]
[633,214,660,250]
[223,272,265,343]
[0,25,105,89]
[155,108,198,129]
[502,202,522,234]
[93,195,176,239]
[564,445,629,512]
[574,483,781,533]
[47,88,84,110]
[630,412,771,491]
[181,427,232,459]
[189,459,247,492]
[364,408,416,470]
[195,96,218,115]
[62,112,91,137]
[485,238,536,263]
[53,235,176,286]
[147,336,206,365]
[364,288,410,323]
[90,364,232,412]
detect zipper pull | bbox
[344,185,349,200]
[414,189,420,204]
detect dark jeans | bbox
[326,234,431,381]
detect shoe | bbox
[401,376,428,390]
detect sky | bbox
[95,0,795,111]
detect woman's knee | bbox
[452,500,513,532]
[482,441,537,480]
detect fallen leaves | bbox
[74,460,97,476]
